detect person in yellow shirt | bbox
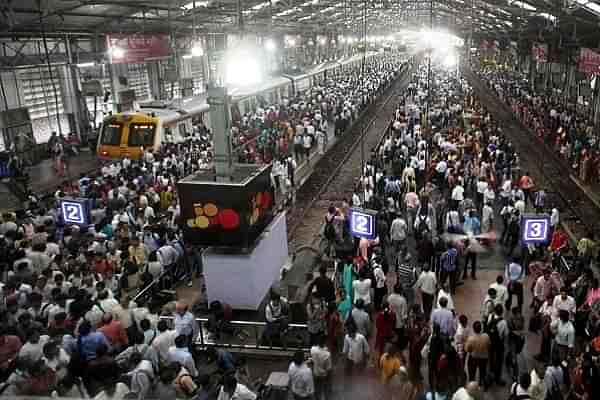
[379,345,402,384]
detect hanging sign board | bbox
[521,214,550,244]
[349,207,377,240]
[60,198,91,226]
[578,48,600,75]
[107,34,171,64]
[531,42,548,63]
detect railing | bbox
[159,316,310,352]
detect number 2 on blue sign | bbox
[66,205,80,221]
[355,215,369,233]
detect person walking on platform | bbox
[415,264,436,319]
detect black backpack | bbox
[324,217,336,241]
[415,214,429,240]
[486,316,503,346]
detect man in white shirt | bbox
[217,375,256,400]
[552,287,576,320]
[489,275,508,306]
[452,382,480,400]
[152,320,178,361]
[310,336,332,400]
[390,214,408,263]
[415,265,437,318]
[451,183,465,210]
[343,327,369,369]
[288,350,315,400]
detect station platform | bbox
[28,150,102,193]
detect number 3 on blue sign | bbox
[529,222,542,238]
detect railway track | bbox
[287,65,415,251]
[465,68,598,240]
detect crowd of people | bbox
[476,64,600,186]
[263,63,600,400]
[2,53,600,400]
[0,53,408,399]
[232,54,405,167]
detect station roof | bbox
[1,0,599,46]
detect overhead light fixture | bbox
[76,62,96,68]
[191,45,204,57]
[265,39,276,52]
[110,46,125,59]
[182,54,193,59]
[318,37,326,45]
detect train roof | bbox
[228,51,382,101]
[228,76,292,101]
[136,94,210,125]
[287,51,380,80]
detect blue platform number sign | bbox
[350,207,376,240]
[61,199,87,225]
[521,215,550,244]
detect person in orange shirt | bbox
[518,172,534,206]
[98,313,129,351]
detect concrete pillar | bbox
[108,63,130,112]
[529,56,536,93]
[179,56,194,97]
[0,71,24,148]
[208,86,232,181]
[59,65,86,139]
[147,62,162,101]
[592,79,600,125]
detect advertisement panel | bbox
[177,165,275,248]
[107,34,171,64]
[578,47,600,75]
[531,42,548,63]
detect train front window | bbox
[128,123,156,147]
[100,122,123,146]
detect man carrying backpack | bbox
[486,304,509,387]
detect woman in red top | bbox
[375,306,396,357]
[548,226,568,254]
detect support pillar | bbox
[592,78,600,125]
[147,62,162,101]
[207,86,232,182]
[108,63,130,112]
[529,56,536,93]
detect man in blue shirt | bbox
[66,319,111,362]
[207,346,235,372]
[440,243,458,294]
[175,302,196,349]
[431,297,456,338]
[505,256,524,312]
[167,335,198,377]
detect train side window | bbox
[100,123,123,146]
[128,123,156,146]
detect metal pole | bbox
[426,0,433,127]
[360,0,366,173]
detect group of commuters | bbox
[0,53,408,399]
[233,55,405,172]
[276,62,600,400]
[478,64,600,186]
